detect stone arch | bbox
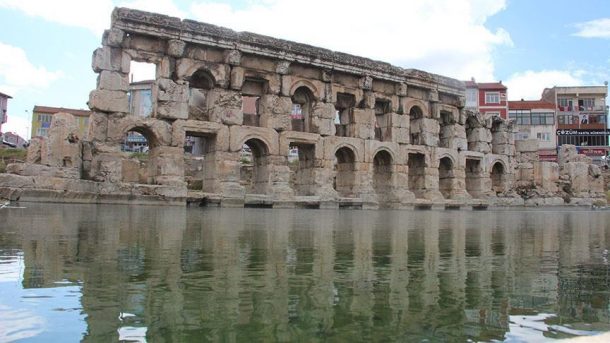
[189,68,216,90]
[241,137,271,195]
[291,86,316,132]
[373,149,394,199]
[405,99,429,118]
[117,118,171,148]
[332,142,362,163]
[334,146,357,197]
[289,80,321,101]
[438,155,455,199]
[408,102,427,145]
[490,160,508,195]
[238,133,276,156]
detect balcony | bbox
[558,105,607,113]
[557,114,607,130]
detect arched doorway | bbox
[438,157,454,199]
[240,138,270,194]
[408,153,426,198]
[373,150,393,199]
[291,87,314,132]
[334,147,357,197]
[490,162,506,195]
[188,69,214,120]
[409,106,424,145]
[121,127,155,184]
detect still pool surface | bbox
[1,204,610,342]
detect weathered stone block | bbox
[97,70,129,91]
[468,141,491,153]
[89,90,129,113]
[467,127,492,143]
[352,108,374,125]
[492,143,515,156]
[260,95,292,131]
[155,78,188,120]
[515,139,538,153]
[230,66,245,90]
[87,112,109,142]
[224,49,241,66]
[105,28,125,47]
[167,39,186,57]
[206,89,243,125]
[92,47,129,73]
[26,137,43,164]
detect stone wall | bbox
[1,7,605,208]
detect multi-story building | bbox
[31,106,91,139]
[542,85,609,162]
[0,91,11,134]
[464,79,508,119]
[508,100,557,161]
[2,132,28,148]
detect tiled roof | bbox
[33,105,92,117]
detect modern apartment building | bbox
[508,100,557,161]
[31,106,91,139]
[464,79,508,119]
[542,85,609,161]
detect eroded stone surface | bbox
[4,7,605,208]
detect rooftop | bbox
[508,100,555,110]
[33,106,92,117]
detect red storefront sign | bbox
[577,147,607,156]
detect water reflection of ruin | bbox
[3,206,610,341]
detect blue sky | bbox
[1,0,609,139]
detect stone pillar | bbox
[216,151,245,207]
[41,112,83,175]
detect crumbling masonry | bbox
[0,8,605,208]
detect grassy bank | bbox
[0,148,27,173]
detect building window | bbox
[530,112,555,125]
[578,98,595,111]
[557,98,573,111]
[485,92,500,104]
[536,132,551,141]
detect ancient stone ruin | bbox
[0,8,605,208]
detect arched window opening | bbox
[242,78,266,127]
[439,110,454,148]
[184,132,217,192]
[333,147,357,197]
[374,99,391,141]
[288,143,316,196]
[439,157,454,199]
[373,150,393,199]
[465,159,482,198]
[408,153,426,198]
[121,128,153,184]
[240,138,270,194]
[491,162,506,195]
[409,106,424,145]
[291,87,314,132]
[188,69,215,121]
[334,93,356,137]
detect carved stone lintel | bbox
[224,49,241,66]
[167,39,186,58]
[360,75,373,90]
[276,61,291,75]
[322,70,332,83]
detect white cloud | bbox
[189,0,511,81]
[505,70,584,100]
[574,18,610,39]
[118,0,186,19]
[0,42,63,96]
[0,0,114,35]
[0,0,186,35]
[2,110,31,139]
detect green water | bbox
[1,204,610,342]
